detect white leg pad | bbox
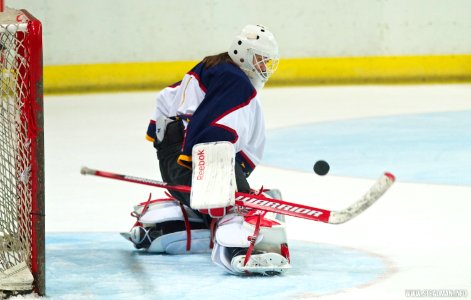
[148,229,211,254]
[243,212,289,254]
[211,211,291,275]
[215,213,263,248]
[211,243,235,274]
[122,198,210,253]
[137,199,205,225]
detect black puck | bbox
[313,160,330,176]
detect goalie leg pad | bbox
[148,229,211,254]
[123,198,211,254]
[136,199,205,225]
[211,211,291,275]
[214,213,263,248]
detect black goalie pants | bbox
[154,120,250,227]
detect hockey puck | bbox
[313,160,330,176]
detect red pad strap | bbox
[178,202,192,251]
[243,214,262,267]
[209,217,218,249]
[130,193,153,229]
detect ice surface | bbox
[43,233,389,300]
[264,110,471,185]
[12,84,469,299]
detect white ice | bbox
[31,84,471,299]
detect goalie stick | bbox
[80,167,395,224]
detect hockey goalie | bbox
[83,23,394,276]
[121,24,290,275]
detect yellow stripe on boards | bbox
[270,55,471,85]
[44,55,471,94]
[44,61,196,94]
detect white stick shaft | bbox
[328,173,395,224]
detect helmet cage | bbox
[247,48,279,81]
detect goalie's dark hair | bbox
[202,52,237,69]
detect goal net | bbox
[0,6,44,296]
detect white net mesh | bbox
[0,7,36,284]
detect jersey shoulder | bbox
[191,61,254,92]
[209,62,251,84]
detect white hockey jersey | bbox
[146,61,266,177]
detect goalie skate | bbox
[231,252,291,276]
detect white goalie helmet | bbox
[229,24,279,89]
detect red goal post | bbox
[0,5,45,296]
